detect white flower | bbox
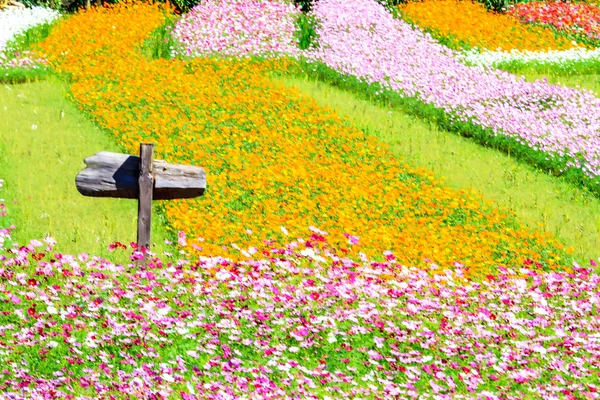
[533,306,548,315]
[157,305,171,316]
[327,332,337,344]
[0,7,60,53]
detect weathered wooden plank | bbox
[75,151,206,200]
[137,144,153,251]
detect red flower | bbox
[27,307,38,318]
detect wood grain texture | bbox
[137,144,153,251]
[75,151,206,200]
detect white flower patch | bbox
[460,47,600,69]
[0,6,60,53]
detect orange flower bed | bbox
[38,2,570,276]
[399,0,578,52]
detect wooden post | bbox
[137,144,154,251]
[76,145,206,259]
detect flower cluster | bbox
[305,0,600,184]
[0,6,59,52]
[509,1,600,42]
[172,0,301,58]
[0,50,48,70]
[0,234,598,397]
[0,6,58,74]
[460,46,600,69]
[37,2,570,275]
[398,0,577,52]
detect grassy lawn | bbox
[0,77,170,259]
[281,75,600,265]
[523,71,600,95]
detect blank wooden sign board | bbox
[76,144,206,250]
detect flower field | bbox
[1,183,600,398]
[509,1,600,43]
[398,0,576,52]
[302,0,600,193]
[1,0,600,397]
[399,0,600,72]
[36,2,572,275]
[172,0,301,58]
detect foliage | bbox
[295,12,318,50]
[479,0,509,13]
[37,2,571,275]
[16,0,61,10]
[140,12,179,60]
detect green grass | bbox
[0,78,171,259]
[0,65,53,85]
[279,75,600,265]
[139,12,179,60]
[520,70,600,96]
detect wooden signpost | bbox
[76,143,206,250]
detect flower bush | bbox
[303,0,600,192]
[37,2,570,275]
[509,1,600,43]
[171,0,301,58]
[398,0,577,52]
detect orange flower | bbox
[399,0,578,52]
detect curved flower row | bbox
[460,46,600,69]
[304,0,600,182]
[509,1,600,42]
[172,0,301,58]
[0,232,598,397]
[398,0,577,52]
[37,2,569,274]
